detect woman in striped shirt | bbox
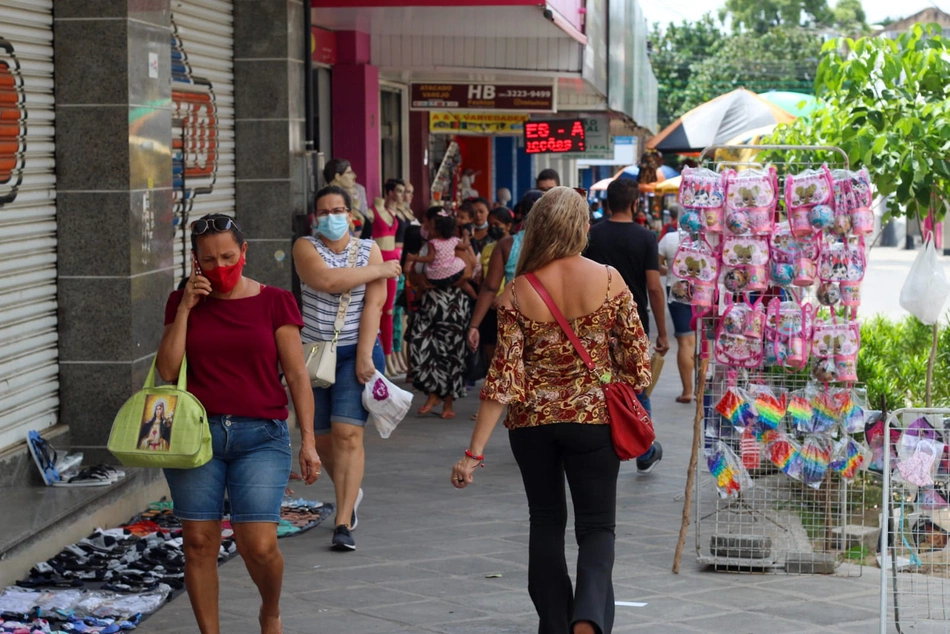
[292,185,402,552]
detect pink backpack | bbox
[671,238,720,308]
[721,235,769,294]
[723,167,778,235]
[785,164,834,237]
[714,298,765,369]
[764,297,814,371]
[679,166,726,233]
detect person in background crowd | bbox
[390,182,417,375]
[657,204,694,404]
[585,178,668,474]
[495,187,512,208]
[471,207,515,407]
[409,206,474,420]
[456,201,476,239]
[323,158,369,236]
[660,204,679,238]
[536,168,560,192]
[589,201,603,225]
[469,197,495,256]
[364,178,405,376]
[467,190,543,360]
[452,187,651,634]
[601,196,611,221]
[158,214,320,634]
[292,185,398,552]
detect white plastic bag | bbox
[362,371,412,438]
[900,236,950,325]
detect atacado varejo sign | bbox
[410,82,555,112]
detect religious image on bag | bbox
[138,395,176,452]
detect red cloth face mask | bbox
[202,254,245,293]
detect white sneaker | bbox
[351,488,364,530]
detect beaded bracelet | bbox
[465,449,485,467]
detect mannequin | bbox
[390,182,416,375]
[366,178,405,376]
[323,158,369,235]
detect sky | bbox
[639,0,949,28]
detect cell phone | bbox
[191,251,203,276]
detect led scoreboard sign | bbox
[524,119,586,154]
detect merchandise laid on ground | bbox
[0,498,332,632]
[674,146,884,575]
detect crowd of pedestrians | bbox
[159,165,672,634]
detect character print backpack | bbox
[714,297,765,369]
[722,166,778,235]
[671,237,720,308]
[678,166,726,233]
[785,164,835,237]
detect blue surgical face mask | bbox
[316,214,350,241]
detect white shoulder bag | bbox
[304,239,361,388]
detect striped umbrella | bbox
[647,88,796,153]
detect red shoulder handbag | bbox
[524,273,655,461]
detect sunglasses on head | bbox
[192,217,239,235]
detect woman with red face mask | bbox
[156,214,320,634]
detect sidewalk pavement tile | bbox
[134,360,886,633]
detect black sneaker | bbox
[636,441,663,474]
[331,525,356,552]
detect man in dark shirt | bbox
[586,178,669,473]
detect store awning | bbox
[311,2,586,74]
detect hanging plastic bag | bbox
[361,371,412,439]
[899,236,950,325]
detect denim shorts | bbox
[667,288,695,337]
[164,415,292,523]
[312,339,386,434]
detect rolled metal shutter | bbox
[0,0,57,450]
[170,0,234,286]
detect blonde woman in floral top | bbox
[451,187,651,634]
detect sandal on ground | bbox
[675,395,694,403]
[441,411,456,420]
[417,405,434,416]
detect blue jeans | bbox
[164,416,292,523]
[312,339,386,433]
[637,393,655,461]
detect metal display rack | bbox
[880,408,950,634]
[689,145,880,575]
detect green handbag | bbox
[108,356,211,469]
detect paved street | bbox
[136,369,887,634]
[861,244,950,322]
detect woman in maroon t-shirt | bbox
[156,214,319,634]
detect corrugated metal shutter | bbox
[170,0,234,286]
[0,0,57,450]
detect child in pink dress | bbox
[408,211,471,291]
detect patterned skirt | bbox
[409,286,468,399]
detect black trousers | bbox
[509,423,620,634]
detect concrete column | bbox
[54,2,175,447]
[332,31,381,202]
[233,0,307,289]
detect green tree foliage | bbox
[859,315,950,410]
[770,25,950,221]
[832,0,867,34]
[678,27,824,115]
[649,14,725,127]
[721,0,830,33]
